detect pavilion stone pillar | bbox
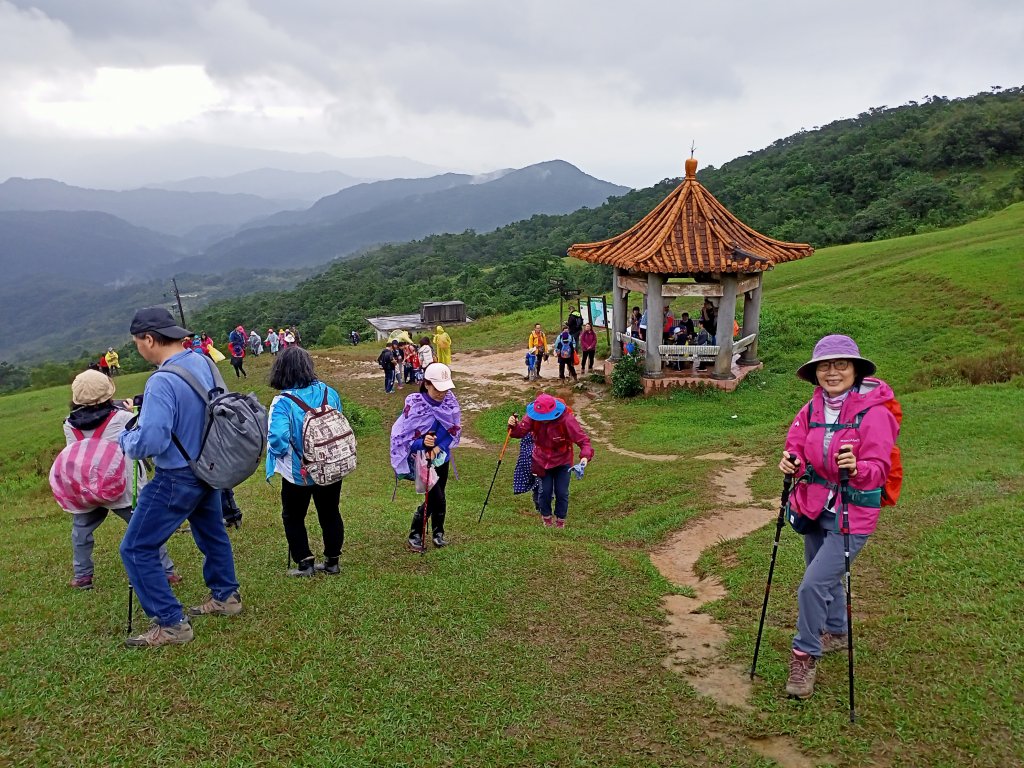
[644,272,664,376]
[739,272,763,366]
[712,274,738,380]
[610,267,628,361]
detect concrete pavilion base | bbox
[602,358,763,395]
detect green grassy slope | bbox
[0,207,1021,767]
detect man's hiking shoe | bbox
[785,650,817,699]
[315,558,341,575]
[125,620,193,648]
[541,516,554,527]
[408,534,426,553]
[166,571,183,585]
[555,518,566,529]
[820,632,848,654]
[287,558,316,577]
[188,592,243,617]
[432,532,449,548]
[68,575,94,590]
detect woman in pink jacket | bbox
[777,335,899,699]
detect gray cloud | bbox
[1,0,1022,187]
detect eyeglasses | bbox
[815,360,851,373]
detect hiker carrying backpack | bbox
[158,353,267,489]
[776,334,900,702]
[51,369,179,590]
[266,347,352,576]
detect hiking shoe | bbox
[554,518,566,529]
[125,620,193,648]
[408,534,426,553]
[68,575,94,590]
[820,632,848,654]
[287,558,315,577]
[541,516,554,527]
[315,558,341,575]
[166,571,183,585]
[785,650,818,699]
[188,592,243,617]
[432,532,449,548]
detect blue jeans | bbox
[384,366,395,393]
[120,466,239,627]
[793,514,868,656]
[537,465,571,520]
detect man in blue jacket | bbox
[119,307,242,648]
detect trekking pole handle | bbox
[838,445,852,483]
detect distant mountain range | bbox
[147,168,370,203]
[185,161,628,272]
[0,178,293,245]
[0,138,450,190]
[0,159,628,361]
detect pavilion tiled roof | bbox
[568,158,813,274]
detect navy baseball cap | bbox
[129,307,192,339]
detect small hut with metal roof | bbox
[568,156,813,393]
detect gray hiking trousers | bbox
[72,507,174,578]
[793,512,869,657]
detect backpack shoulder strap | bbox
[200,352,229,393]
[281,391,314,414]
[161,364,214,404]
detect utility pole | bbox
[171,279,187,328]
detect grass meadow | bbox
[1,205,1023,766]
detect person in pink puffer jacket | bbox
[777,334,899,699]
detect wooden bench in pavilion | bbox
[617,332,757,369]
[569,154,814,393]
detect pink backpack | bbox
[49,412,129,513]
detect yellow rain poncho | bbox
[433,325,452,365]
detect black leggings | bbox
[579,349,595,372]
[410,460,449,537]
[281,479,344,562]
[230,357,247,377]
[558,358,577,380]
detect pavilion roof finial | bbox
[685,142,698,179]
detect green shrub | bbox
[611,352,644,398]
[318,324,346,347]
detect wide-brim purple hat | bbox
[797,334,876,383]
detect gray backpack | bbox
[161,356,268,489]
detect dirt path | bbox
[650,453,821,768]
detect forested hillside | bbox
[193,90,1024,345]
[698,88,1024,244]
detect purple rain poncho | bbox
[389,390,462,476]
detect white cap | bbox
[423,362,455,391]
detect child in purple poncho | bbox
[389,362,462,552]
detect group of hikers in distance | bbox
[376,325,450,394]
[525,308,598,383]
[50,302,902,708]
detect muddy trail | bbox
[650,454,824,768]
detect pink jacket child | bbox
[784,380,898,535]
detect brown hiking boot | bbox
[125,620,193,648]
[187,592,243,617]
[785,651,818,699]
[821,632,849,654]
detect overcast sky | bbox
[1,0,1021,188]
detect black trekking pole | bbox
[750,454,798,679]
[478,427,513,523]
[839,445,856,723]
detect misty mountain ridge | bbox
[190,160,628,273]
[0,177,295,244]
[0,138,452,190]
[147,167,371,203]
